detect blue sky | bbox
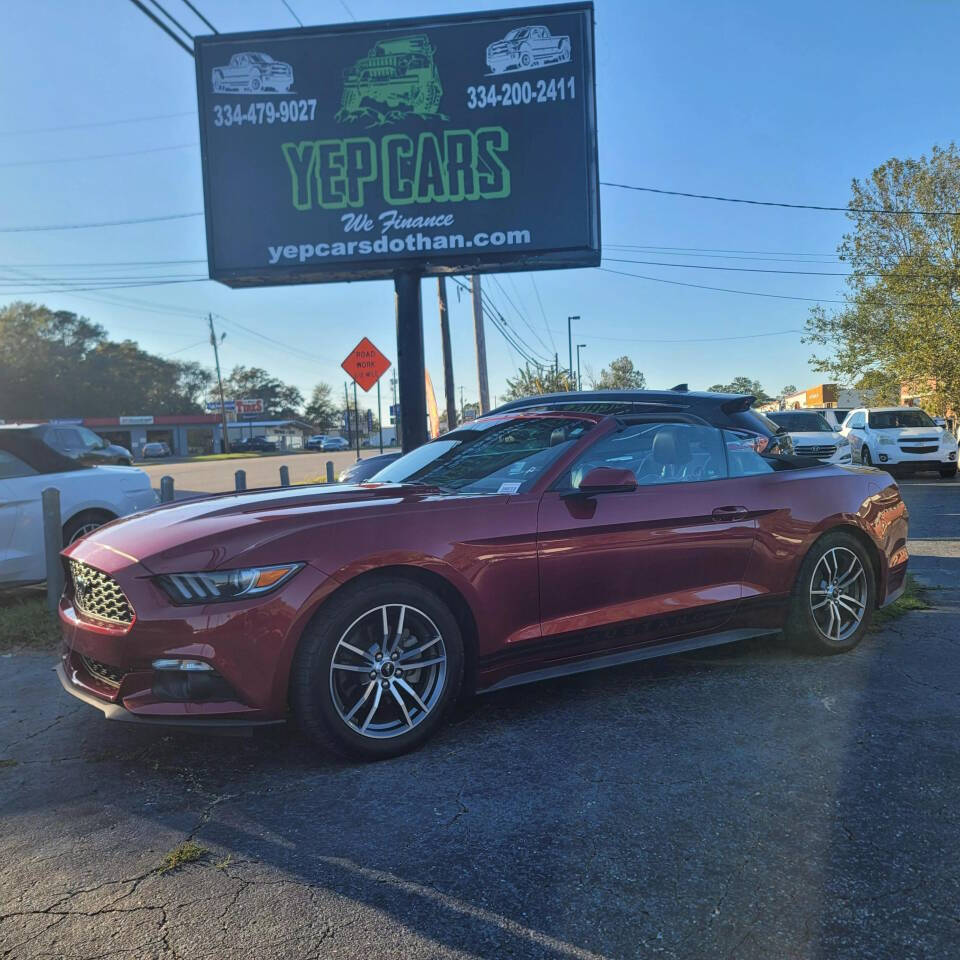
[2,0,957,417]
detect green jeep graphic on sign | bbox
[337,35,445,126]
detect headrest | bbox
[652,427,689,466]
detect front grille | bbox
[69,560,134,626]
[795,444,837,458]
[80,655,128,688]
[900,445,937,454]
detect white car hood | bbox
[874,427,942,441]
[787,431,843,445]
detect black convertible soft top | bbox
[0,426,88,474]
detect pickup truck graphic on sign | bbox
[485,25,572,74]
[337,35,444,125]
[212,52,294,94]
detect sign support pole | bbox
[377,380,383,453]
[353,380,361,461]
[394,272,428,453]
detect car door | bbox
[536,420,758,664]
[843,411,867,458]
[0,451,44,584]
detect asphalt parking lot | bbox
[139,449,398,498]
[1,477,958,959]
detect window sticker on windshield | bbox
[497,481,522,495]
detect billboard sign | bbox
[236,398,265,415]
[206,399,237,411]
[194,2,598,286]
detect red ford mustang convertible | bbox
[58,390,909,759]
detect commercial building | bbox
[226,419,316,448]
[758,384,863,412]
[60,414,224,457]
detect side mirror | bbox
[575,467,638,495]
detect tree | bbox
[501,364,575,402]
[590,356,646,390]
[707,377,772,403]
[0,301,211,419]
[804,143,960,416]
[780,384,798,398]
[304,382,339,430]
[855,369,901,407]
[222,365,303,418]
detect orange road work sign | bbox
[341,337,391,392]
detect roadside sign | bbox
[342,337,391,392]
[236,398,264,415]
[206,400,236,411]
[193,2,599,286]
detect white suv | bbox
[804,407,854,431]
[766,410,852,464]
[841,407,959,478]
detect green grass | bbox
[872,575,930,629]
[0,595,61,652]
[183,451,280,462]
[158,841,208,874]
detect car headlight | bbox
[836,436,850,447]
[879,436,895,445]
[942,433,958,448]
[156,563,303,604]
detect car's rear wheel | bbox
[62,510,115,546]
[291,577,464,759]
[786,532,875,654]
[940,464,958,479]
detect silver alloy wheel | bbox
[329,603,447,739]
[68,522,102,544]
[809,546,868,643]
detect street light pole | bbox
[567,315,579,384]
[576,343,586,391]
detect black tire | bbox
[290,576,464,760]
[62,510,115,546]
[860,446,872,466]
[785,531,876,655]
[940,464,958,479]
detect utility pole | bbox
[471,274,490,413]
[437,277,458,431]
[459,385,465,423]
[567,315,580,384]
[208,314,230,454]
[576,343,587,391]
[343,381,350,444]
[353,381,361,461]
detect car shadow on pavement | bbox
[3,614,959,959]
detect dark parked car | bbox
[233,436,278,452]
[58,391,907,761]
[141,442,172,459]
[321,436,350,451]
[12,423,132,466]
[338,452,402,483]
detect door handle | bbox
[712,505,749,522]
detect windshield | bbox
[769,412,834,433]
[372,416,594,493]
[869,410,936,429]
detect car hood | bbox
[65,482,436,575]
[786,431,843,444]
[874,427,943,440]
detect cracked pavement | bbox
[1,479,959,959]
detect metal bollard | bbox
[160,475,174,503]
[279,465,290,487]
[325,460,334,483]
[42,488,64,615]
[235,469,246,492]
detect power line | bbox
[0,141,198,169]
[0,110,196,137]
[0,258,207,268]
[281,0,304,25]
[490,275,552,354]
[543,326,804,345]
[599,266,847,304]
[603,257,852,278]
[338,0,358,21]
[146,0,195,44]
[180,0,218,33]
[0,211,202,232]
[600,181,960,217]
[528,275,558,352]
[126,0,194,55]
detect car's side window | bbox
[848,412,866,429]
[78,428,103,450]
[0,451,37,480]
[560,422,728,490]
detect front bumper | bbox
[57,555,338,727]
[875,447,957,468]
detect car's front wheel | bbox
[291,577,464,759]
[62,510,115,546]
[940,464,958,479]
[861,446,872,466]
[786,532,875,654]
